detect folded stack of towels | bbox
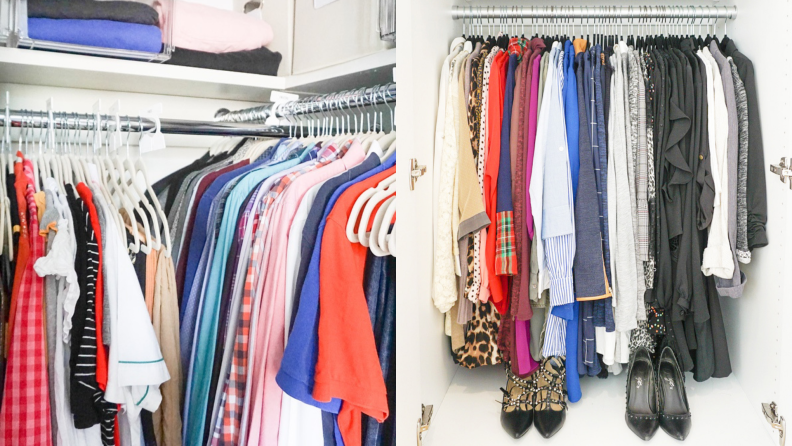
[27,0,282,76]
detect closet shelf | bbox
[426,366,770,445]
[0,47,396,102]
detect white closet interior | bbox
[396,1,792,445]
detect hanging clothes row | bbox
[431,12,767,440]
[159,105,397,446]
[0,112,178,446]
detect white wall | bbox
[292,0,394,75]
[720,0,791,439]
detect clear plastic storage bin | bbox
[0,0,173,62]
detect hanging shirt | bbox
[252,142,365,446]
[276,154,392,426]
[315,165,396,446]
[183,150,311,446]
[93,183,169,446]
[0,154,53,446]
[175,159,250,296]
[493,52,518,281]
[243,143,351,446]
[539,44,576,357]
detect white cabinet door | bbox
[396,1,463,444]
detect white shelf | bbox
[425,365,772,446]
[0,47,395,102]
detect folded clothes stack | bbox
[158,0,282,76]
[27,0,163,53]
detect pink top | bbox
[157,0,274,53]
[245,141,365,446]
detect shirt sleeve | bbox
[544,234,575,307]
[315,212,389,446]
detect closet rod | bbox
[451,5,737,20]
[216,83,396,124]
[0,111,293,138]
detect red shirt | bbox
[484,51,509,312]
[314,166,394,446]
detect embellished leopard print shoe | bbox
[499,367,535,438]
[534,356,567,439]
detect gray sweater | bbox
[710,41,746,298]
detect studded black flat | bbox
[499,367,535,438]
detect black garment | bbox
[28,0,159,26]
[165,46,283,76]
[66,186,118,446]
[7,172,18,288]
[65,187,96,427]
[152,153,210,199]
[720,36,769,250]
[156,139,247,214]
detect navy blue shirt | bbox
[288,154,382,331]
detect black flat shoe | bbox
[625,346,660,440]
[499,368,535,438]
[657,346,692,441]
[534,356,567,439]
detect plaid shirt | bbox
[0,167,52,446]
[212,141,347,445]
[495,211,517,275]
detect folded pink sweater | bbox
[156,0,273,53]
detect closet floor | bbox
[424,364,770,445]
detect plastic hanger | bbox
[136,113,173,257]
[375,86,397,160]
[349,174,396,244]
[387,223,396,256]
[101,115,142,254]
[108,109,154,254]
[89,105,138,253]
[358,185,396,247]
[369,195,395,256]
[120,116,161,251]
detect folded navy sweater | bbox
[28,18,162,53]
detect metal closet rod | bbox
[216,83,396,123]
[0,111,294,137]
[451,5,737,20]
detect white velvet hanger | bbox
[356,178,396,246]
[136,113,173,256]
[346,173,395,243]
[368,195,395,256]
[387,223,396,256]
[376,194,396,256]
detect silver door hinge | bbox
[770,158,792,190]
[416,404,433,446]
[410,158,426,191]
[763,401,786,446]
